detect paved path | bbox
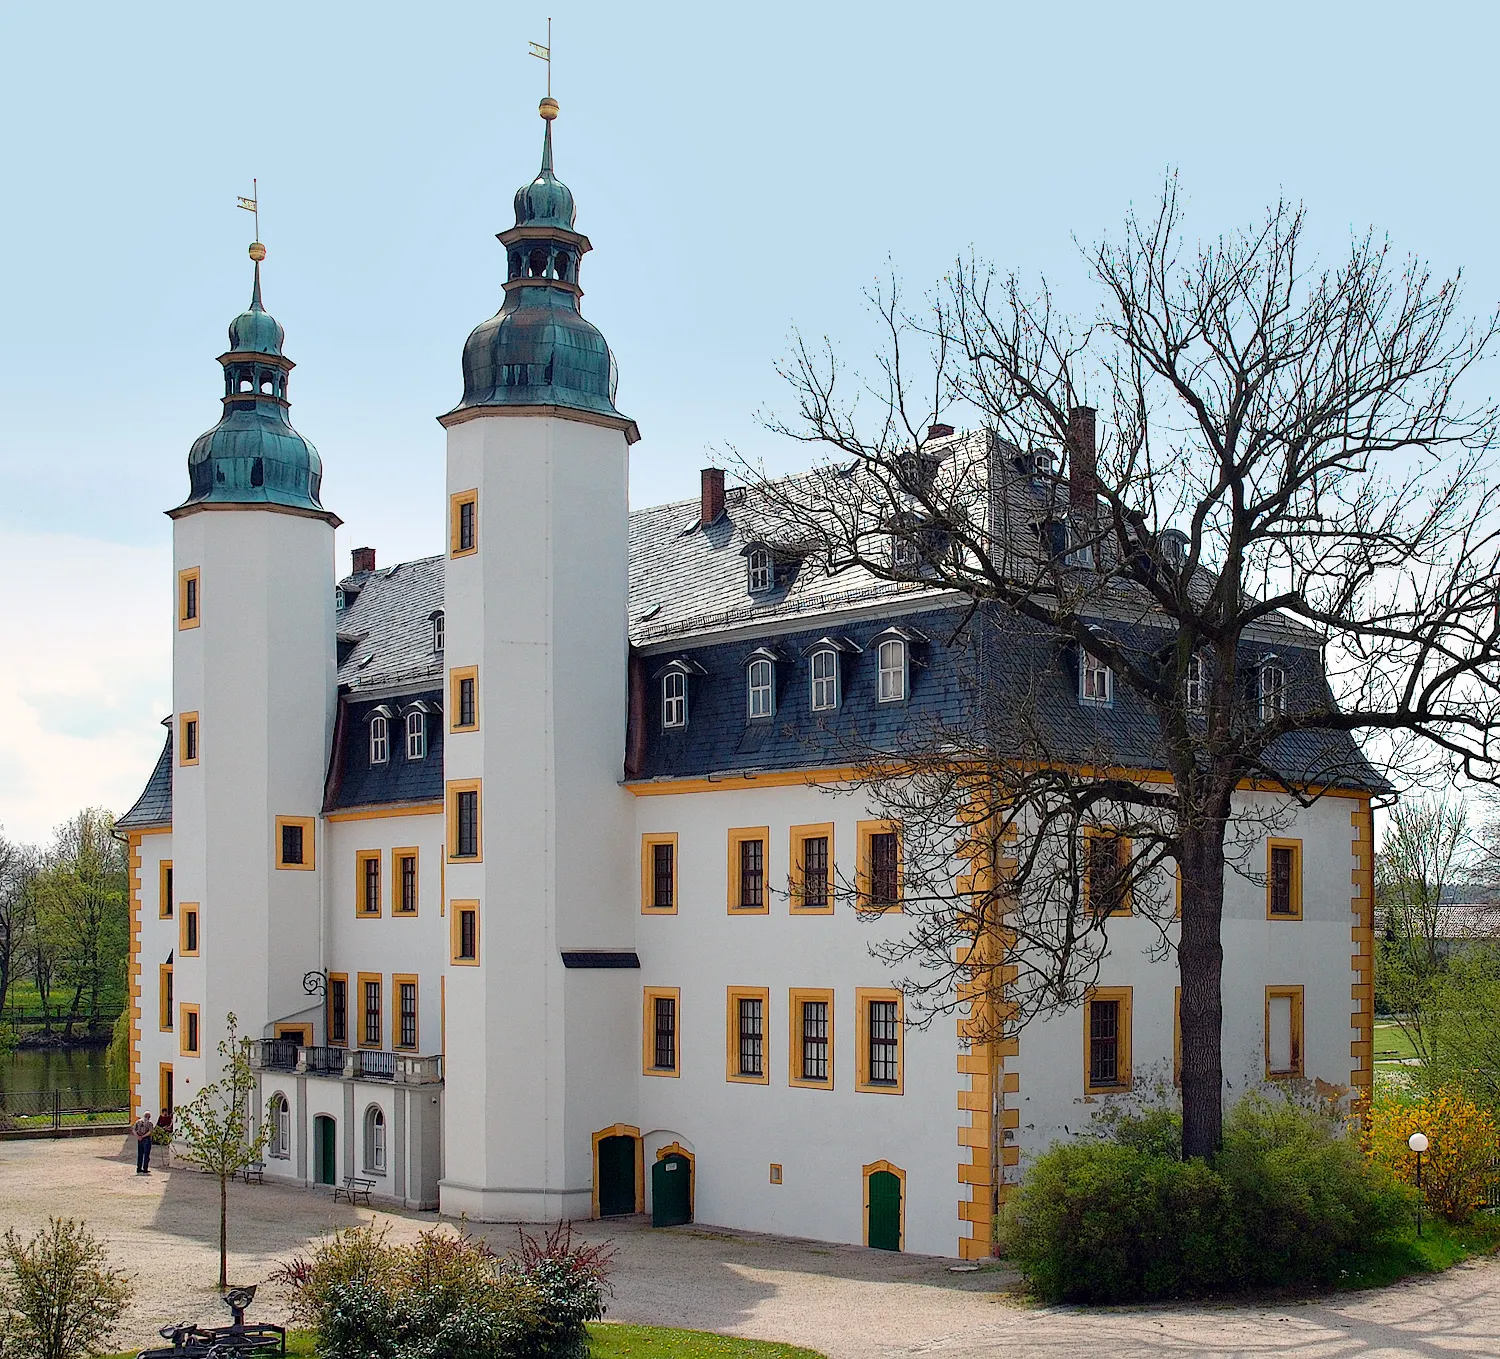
[1,1138,1496,1357]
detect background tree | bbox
[174,1012,271,1290]
[0,833,36,1025]
[741,180,1500,1159]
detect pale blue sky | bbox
[0,0,1495,839]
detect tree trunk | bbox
[1178,819,1228,1160]
[219,1175,228,1290]
[62,984,82,1041]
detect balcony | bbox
[349,1050,396,1081]
[249,1040,299,1072]
[299,1046,345,1076]
[252,1040,442,1085]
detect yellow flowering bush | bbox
[1367,1088,1498,1224]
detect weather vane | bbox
[529,18,554,107]
[237,180,264,262]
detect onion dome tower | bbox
[177,243,331,516]
[448,97,629,424]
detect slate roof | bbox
[116,728,173,830]
[336,555,445,692]
[324,689,445,812]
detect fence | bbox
[1486,1157,1500,1213]
[0,1088,129,1135]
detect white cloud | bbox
[0,531,170,846]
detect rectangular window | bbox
[1265,985,1305,1078]
[450,901,480,965]
[406,711,427,760]
[276,816,316,870]
[181,1005,200,1057]
[395,976,418,1050]
[159,1063,173,1119]
[450,489,479,557]
[856,989,903,1093]
[159,861,174,919]
[328,974,348,1046]
[1084,830,1132,916]
[159,964,173,1031]
[357,851,382,917]
[447,781,482,860]
[747,659,774,719]
[179,905,199,957]
[1259,662,1287,719]
[857,821,901,911]
[641,833,678,913]
[1081,653,1113,704]
[810,647,839,711]
[1185,652,1206,712]
[789,988,834,1088]
[791,824,834,913]
[179,713,199,766]
[643,987,680,1075]
[727,828,770,912]
[662,672,687,728]
[177,567,201,629]
[449,666,479,731]
[1266,838,1303,919]
[726,987,769,1084]
[1084,986,1133,1093]
[359,974,382,1049]
[877,639,907,702]
[394,850,419,915]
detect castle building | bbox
[118,102,1378,1259]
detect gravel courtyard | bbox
[2,1137,1498,1358]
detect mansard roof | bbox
[323,687,445,813]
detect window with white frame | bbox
[269,1093,290,1159]
[1185,652,1206,712]
[406,710,426,760]
[431,612,445,651]
[747,658,774,718]
[811,647,839,711]
[369,715,389,764]
[1080,653,1112,705]
[747,548,773,593]
[1259,661,1287,719]
[891,534,919,569]
[662,672,687,728]
[364,1105,386,1173]
[877,639,907,703]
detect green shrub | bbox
[0,1218,133,1359]
[1002,1094,1412,1303]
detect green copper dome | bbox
[447,111,630,427]
[174,260,330,517]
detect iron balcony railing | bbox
[252,1039,442,1085]
[299,1046,345,1076]
[349,1050,396,1081]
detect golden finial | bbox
[539,97,559,121]
[248,241,267,263]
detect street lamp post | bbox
[1408,1131,1430,1237]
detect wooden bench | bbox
[242,1161,266,1185]
[333,1174,374,1206]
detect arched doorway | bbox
[592,1124,642,1218]
[314,1115,337,1186]
[652,1144,694,1228]
[863,1160,904,1251]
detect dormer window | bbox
[431,611,445,652]
[747,548,773,594]
[370,715,389,764]
[890,535,919,570]
[663,672,687,728]
[1185,652,1207,713]
[877,639,907,703]
[1258,659,1287,719]
[811,647,840,711]
[406,711,426,760]
[748,658,774,719]
[1080,653,1113,706]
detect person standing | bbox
[132,1111,155,1175]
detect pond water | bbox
[1,1046,121,1105]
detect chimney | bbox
[1067,407,1097,513]
[351,546,377,575]
[700,467,725,527]
[927,423,955,441]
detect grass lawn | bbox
[105,1325,826,1358]
[1372,1020,1420,1063]
[1339,1212,1500,1291]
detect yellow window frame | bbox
[357,972,383,1050]
[450,900,480,965]
[1265,984,1305,1078]
[642,986,681,1077]
[640,833,678,914]
[726,826,771,914]
[158,964,173,1032]
[446,780,483,862]
[179,1004,201,1057]
[159,860,174,919]
[327,972,349,1047]
[1082,827,1133,917]
[1083,985,1133,1094]
[178,904,200,958]
[1266,838,1303,920]
[856,820,903,913]
[789,823,836,914]
[177,567,201,629]
[725,986,771,1085]
[449,489,479,558]
[275,815,317,870]
[355,850,382,917]
[392,847,420,915]
[855,986,904,1094]
[448,665,480,732]
[178,712,200,767]
[788,986,835,1090]
[393,973,419,1051]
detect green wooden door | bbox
[868,1170,901,1251]
[598,1136,636,1217]
[315,1116,337,1186]
[652,1153,691,1227]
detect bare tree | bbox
[738,180,1500,1159]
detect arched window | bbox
[370,715,389,765]
[747,549,773,593]
[406,710,426,760]
[268,1093,291,1159]
[877,639,907,703]
[748,658,774,719]
[662,672,687,729]
[363,1105,386,1174]
[238,377,254,393]
[508,251,523,280]
[431,611,445,652]
[259,376,274,395]
[1185,652,1207,712]
[811,647,839,712]
[554,252,571,281]
[528,248,548,278]
[1258,659,1287,719]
